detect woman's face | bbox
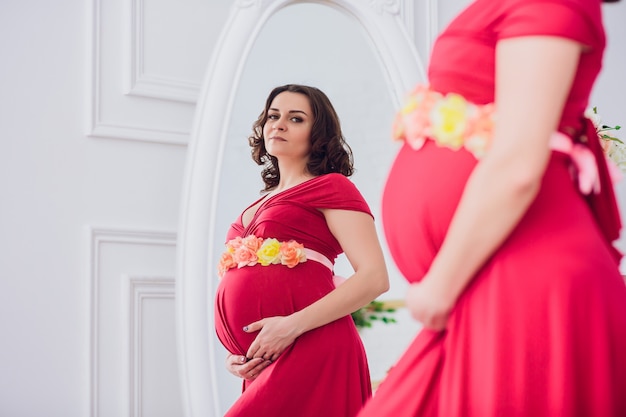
[263,91,314,162]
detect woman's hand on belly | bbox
[243,315,302,361]
[225,354,272,380]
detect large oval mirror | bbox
[177,1,426,416]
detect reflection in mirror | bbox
[177,1,426,416]
[213,3,409,410]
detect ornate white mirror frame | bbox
[176,1,430,416]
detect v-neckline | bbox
[240,176,320,230]
[241,193,273,230]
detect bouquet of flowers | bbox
[587,107,624,172]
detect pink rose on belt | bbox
[280,240,307,268]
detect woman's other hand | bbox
[225,354,272,380]
[244,315,301,361]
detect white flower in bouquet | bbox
[586,107,625,172]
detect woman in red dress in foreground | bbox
[214,84,389,416]
[358,0,626,416]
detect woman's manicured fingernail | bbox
[242,326,249,332]
[240,356,246,363]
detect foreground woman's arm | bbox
[406,36,583,329]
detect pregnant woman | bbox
[214,84,389,417]
[358,0,626,415]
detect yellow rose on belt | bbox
[257,238,282,266]
[430,93,468,149]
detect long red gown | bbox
[214,173,372,416]
[358,0,626,416]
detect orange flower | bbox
[239,235,263,252]
[280,240,307,268]
[233,245,257,268]
[217,251,236,278]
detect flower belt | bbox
[217,235,336,280]
[393,84,620,196]
[392,84,495,158]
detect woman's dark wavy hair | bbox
[249,84,354,192]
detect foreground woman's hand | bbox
[406,277,455,331]
[225,354,272,380]
[244,315,301,361]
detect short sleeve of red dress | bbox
[496,0,606,130]
[302,173,373,217]
[428,0,605,125]
[497,0,603,45]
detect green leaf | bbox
[351,300,399,329]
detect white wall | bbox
[0,1,624,416]
[0,0,221,416]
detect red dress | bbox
[358,0,626,416]
[214,173,372,417]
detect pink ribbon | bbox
[548,131,620,195]
[303,248,346,287]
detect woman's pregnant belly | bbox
[214,261,334,355]
[382,142,477,283]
